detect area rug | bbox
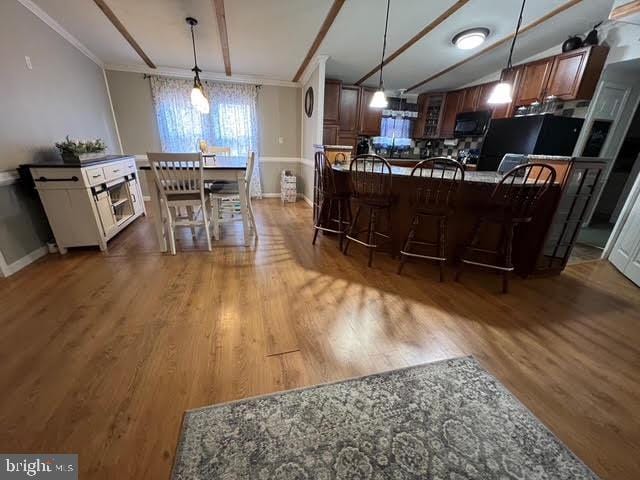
[171,356,598,479]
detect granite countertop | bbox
[22,154,134,169]
[332,164,508,184]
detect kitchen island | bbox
[329,158,605,276]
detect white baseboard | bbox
[0,245,48,278]
[259,193,313,206]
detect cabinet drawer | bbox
[103,162,127,182]
[85,166,106,186]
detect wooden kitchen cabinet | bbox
[324,80,341,123]
[359,88,382,136]
[477,81,498,111]
[546,46,609,101]
[439,90,465,138]
[460,85,480,112]
[492,67,523,119]
[339,85,361,133]
[413,93,445,138]
[323,125,338,145]
[515,58,554,106]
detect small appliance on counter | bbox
[457,148,480,167]
[356,138,370,156]
[371,136,392,157]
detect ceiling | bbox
[30,0,614,92]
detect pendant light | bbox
[487,0,526,105]
[370,0,391,109]
[186,17,210,114]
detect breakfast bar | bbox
[328,158,605,277]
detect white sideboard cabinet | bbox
[27,155,146,253]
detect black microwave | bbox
[454,110,491,137]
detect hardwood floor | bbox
[1,199,638,479]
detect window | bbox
[381,116,412,139]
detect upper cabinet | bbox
[339,86,361,133]
[322,81,381,145]
[546,46,609,101]
[359,88,382,136]
[513,45,609,107]
[460,85,480,113]
[492,67,522,119]
[439,90,465,138]
[414,93,445,139]
[323,80,341,124]
[477,81,499,111]
[514,58,554,106]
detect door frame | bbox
[575,80,634,225]
[604,166,640,258]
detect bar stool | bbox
[398,158,465,281]
[343,154,393,267]
[456,163,556,293]
[312,151,351,250]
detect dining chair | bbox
[147,152,212,255]
[398,158,465,281]
[208,152,257,241]
[312,151,351,250]
[456,163,556,293]
[342,154,394,267]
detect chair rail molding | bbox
[260,157,302,163]
[0,170,19,187]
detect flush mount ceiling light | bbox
[370,0,391,109]
[186,17,210,115]
[452,28,490,50]
[488,0,526,105]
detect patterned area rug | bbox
[172,356,598,479]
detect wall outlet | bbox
[278,136,284,144]
[25,56,32,70]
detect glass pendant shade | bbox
[487,81,513,104]
[370,89,388,109]
[191,85,205,106]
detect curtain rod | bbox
[143,73,262,90]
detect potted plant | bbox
[55,136,106,163]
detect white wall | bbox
[300,58,326,202]
[0,1,119,274]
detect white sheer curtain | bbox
[150,76,262,197]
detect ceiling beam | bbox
[211,0,232,76]
[93,0,156,69]
[355,0,470,86]
[407,0,583,92]
[292,0,346,82]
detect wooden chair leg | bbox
[502,223,515,294]
[439,217,447,282]
[337,199,343,251]
[368,208,376,268]
[456,218,483,282]
[312,199,326,245]
[343,205,361,255]
[398,214,418,275]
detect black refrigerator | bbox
[478,115,584,171]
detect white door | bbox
[610,189,640,286]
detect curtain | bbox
[150,76,262,197]
[380,116,412,139]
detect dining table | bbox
[139,155,249,251]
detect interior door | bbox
[609,187,640,286]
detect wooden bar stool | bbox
[398,158,465,281]
[343,154,393,267]
[312,151,351,250]
[456,163,556,293]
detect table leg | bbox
[237,172,250,246]
[145,170,167,252]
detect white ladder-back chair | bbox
[206,146,231,156]
[148,152,212,254]
[209,152,257,241]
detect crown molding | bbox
[16,0,103,67]
[104,63,301,88]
